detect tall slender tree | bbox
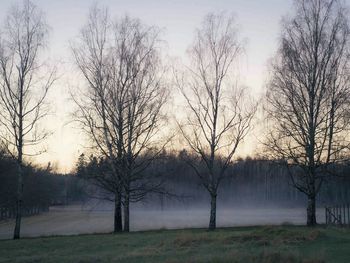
[0,0,54,239]
[176,13,256,230]
[72,5,168,232]
[265,0,350,226]
[72,5,123,232]
[109,16,168,232]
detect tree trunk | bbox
[307,195,317,226]
[209,193,217,230]
[114,193,123,233]
[123,190,130,232]
[13,163,23,239]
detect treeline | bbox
[77,150,350,209]
[0,153,84,221]
[2,146,349,220]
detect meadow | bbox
[0,226,349,263]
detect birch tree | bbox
[72,5,124,232]
[266,0,350,226]
[72,5,167,232]
[0,0,54,239]
[109,16,168,232]
[176,13,256,230]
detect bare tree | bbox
[265,0,350,226]
[109,16,168,232]
[72,5,124,232]
[0,0,54,239]
[175,13,256,230]
[72,5,168,232]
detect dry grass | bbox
[173,232,213,247]
[222,226,322,247]
[0,226,349,263]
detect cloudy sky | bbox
[0,0,296,172]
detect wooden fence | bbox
[325,204,350,226]
[0,205,49,221]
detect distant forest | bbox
[0,153,83,220]
[3,149,349,221]
[76,150,350,208]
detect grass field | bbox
[0,226,349,263]
[0,206,326,239]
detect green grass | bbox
[0,226,349,263]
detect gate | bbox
[325,204,350,226]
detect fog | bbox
[0,203,325,240]
[1,155,342,240]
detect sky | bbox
[0,0,295,173]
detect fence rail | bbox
[325,204,350,226]
[0,205,49,221]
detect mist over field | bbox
[0,203,326,239]
[0,154,346,239]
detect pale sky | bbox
[0,0,298,173]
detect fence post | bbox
[336,206,338,224]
